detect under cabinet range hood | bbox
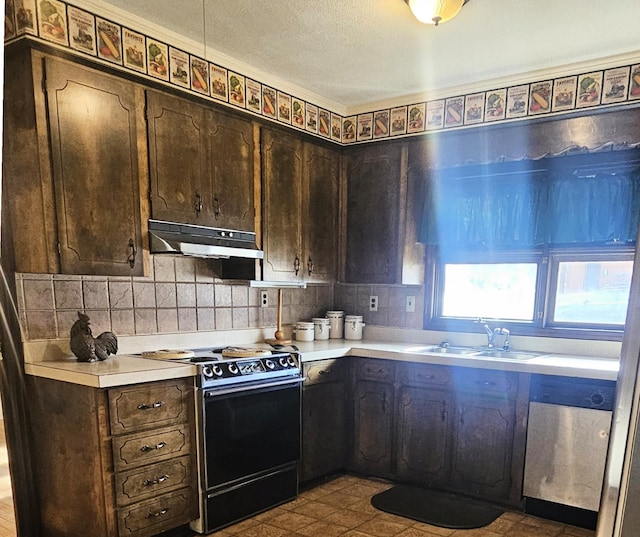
[148,219,263,259]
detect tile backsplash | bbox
[15,257,425,341]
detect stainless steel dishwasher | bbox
[523,374,616,529]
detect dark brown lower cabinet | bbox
[395,386,453,487]
[350,379,395,478]
[301,359,348,482]
[450,395,517,500]
[342,359,528,506]
[27,376,197,537]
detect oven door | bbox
[202,378,302,490]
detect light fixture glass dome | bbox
[406,0,466,26]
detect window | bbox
[441,262,538,321]
[429,248,633,338]
[549,253,633,327]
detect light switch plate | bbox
[406,295,416,312]
[369,295,378,311]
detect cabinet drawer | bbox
[117,487,197,537]
[304,359,348,385]
[397,362,451,388]
[453,368,518,398]
[114,455,193,507]
[354,358,394,382]
[109,379,191,434]
[112,424,193,472]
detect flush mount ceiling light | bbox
[405,0,471,26]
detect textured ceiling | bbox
[95,0,640,111]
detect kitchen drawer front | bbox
[112,424,192,472]
[397,362,451,388]
[304,359,348,385]
[354,358,394,382]
[454,368,518,398]
[117,487,197,537]
[114,455,194,506]
[109,379,191,435]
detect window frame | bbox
[424,245,632,341]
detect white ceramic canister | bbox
[294,321,315,342]
[326,310,345,339]
[344,315,365,340]
[312,317,331,341]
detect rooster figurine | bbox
[70,312,118,362]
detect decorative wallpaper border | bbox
[5,0,640,146]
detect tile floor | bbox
[208,474,595,537]
[0,421,16,537]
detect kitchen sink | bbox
[474,349,545,360]
[409,345,482,355]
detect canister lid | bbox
[312,317,330,323]
[345,315,363,322]
[326,310,344,317]
[296,321,314,329]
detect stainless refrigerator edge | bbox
[598,216,640,537]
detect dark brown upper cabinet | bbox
[3,46,147,276]
[261,127,340,283]
[146,89,255,231]
[345,144,403,284]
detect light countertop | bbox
[22,328,620,387]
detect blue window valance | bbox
[419,161,640,249]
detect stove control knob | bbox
[212,364,223,377]
[279,357,288,367]
[286,356,296,367]
[202,365,214,378]
[265,359,275,370]
[228,363,239,375]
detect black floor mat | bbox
[371,485,504,529]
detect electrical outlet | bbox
[260,290,269,308]
[406,295,416,312]
[369,295,378,311]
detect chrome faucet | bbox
[476,318,510,351]
[476,318,496,348]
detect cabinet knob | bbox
[294,256,300,276]
[214,194,221,218]
[307,256,314,276]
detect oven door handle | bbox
[203,376,305,397]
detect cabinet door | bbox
[261,128,303,281]
[147,90,206,226]
[301,381,347,482]
[350,380,394,477]
[205,110,255,231]
[450,395,516,500]
[303,143,339,282]
[45,57,145,276]
[346,145,402,283]
[395,386,452,487]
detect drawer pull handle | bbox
[418,373,434,380]
[140,441,167,453]
[137,401,165,410]
[318,369,332,375]
[475,380,497,387]
[147,508,169,519]
[367,368,384,374]
[143,474,169,487]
